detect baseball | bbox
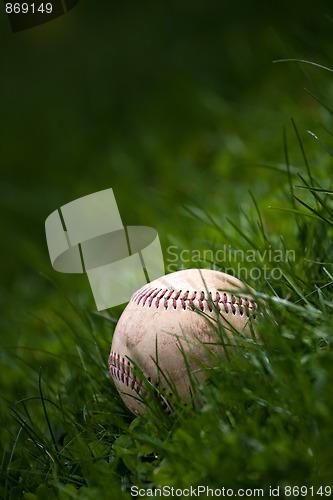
[109,268,258,414]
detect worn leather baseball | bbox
[109,268,258,414]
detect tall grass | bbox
[1,62,333,499]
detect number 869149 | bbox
[6,3,53,14]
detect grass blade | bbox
[273,58,333,74]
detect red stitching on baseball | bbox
[155,289,166,308]
[142,288,156,306]
[109,352,142,393]
[130,285,257,316]
[109,351,173,412]
[164,290,173,309]
[149,289,161,307]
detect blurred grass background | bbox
[1,0,332,315]
[1,0,333,497]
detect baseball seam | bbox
[109,351,173,412]
[109,351,143,393]
[131,287,257,316]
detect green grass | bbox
[1,101,333,498]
